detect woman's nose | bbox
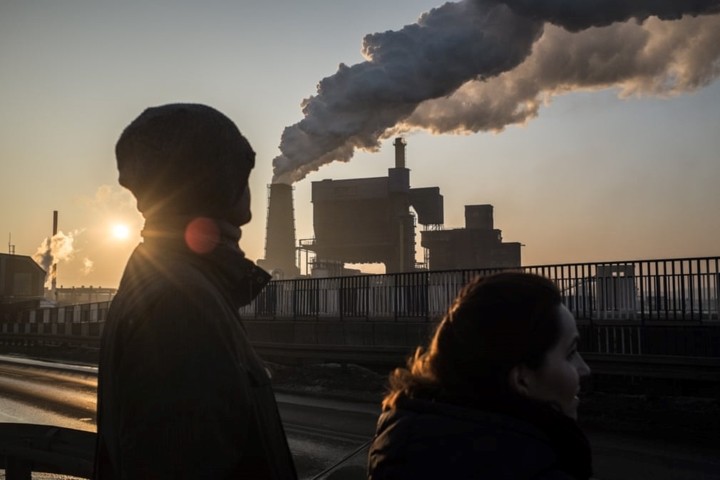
[577,353,591,377]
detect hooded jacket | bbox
[94,222,297,479]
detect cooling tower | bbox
[257,183,300,279]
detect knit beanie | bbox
[116,103,255,225]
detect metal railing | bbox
[2,258,717,324]
[241,257,720,322]
[1,257,719,359]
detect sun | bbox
[111,224,130,240]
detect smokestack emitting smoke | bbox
[52,210,58,293]
[33,216,77,290]
[272,0,720,184]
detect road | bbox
[0,356,373,479]
[0,355,718,480]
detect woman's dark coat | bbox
[94,236,297,479]
[368,395,592,480]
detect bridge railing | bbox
[241,256,720,322]
[2,258,716,324]
[1,257,719,358]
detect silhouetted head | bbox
[384,272,590,418]
[116,103,255,226]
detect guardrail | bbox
[0,424,94,479]
[0,329,718,386]
[2,316,720,358]
[250,342,720,382]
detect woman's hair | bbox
[383,272,563,410]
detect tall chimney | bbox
[257,184,300,279]
[51,210,58,296]
[394,137,406,169]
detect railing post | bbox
[339,277,344,320]
[422,271,428,321]
[394,273,399,321]
[365,275,370,320]
[639,261,645,326]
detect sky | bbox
[1,1,719,289]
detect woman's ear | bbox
[508,364,531,396]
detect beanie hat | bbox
[116,103,255,224]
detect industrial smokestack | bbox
[257,184,300,279]
[33,215,75,291]
[393,137,406,169]
[51,210,58,296]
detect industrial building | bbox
[260,137,521,277]
[0,253,46,312]
[421,204,521,271]
[307,138,444,274]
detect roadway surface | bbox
[0,355,718,480]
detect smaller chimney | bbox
[51,210,58,297]
[394,137,406,169]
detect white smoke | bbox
[33,231,77,288]
[82,257,94,275]
[272,0,720,184]
[81,184,138,212]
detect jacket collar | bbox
[130,216,270,308]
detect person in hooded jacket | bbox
[94,103,297,479]
[368,272,593,480]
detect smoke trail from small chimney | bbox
[82,257,94,275]
[272,0,720,184]
[33,231,76,289]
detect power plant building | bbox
[308,138,443,273]
[421,204,521,271]
[260,138,521,276]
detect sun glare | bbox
[111,224,130,240]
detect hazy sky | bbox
[1,1,719,288]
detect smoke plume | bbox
[272,0,720,184]
[33,231,76,288]
[402,15,720,134]
[499,0,720,31]
[82,257,95,276]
